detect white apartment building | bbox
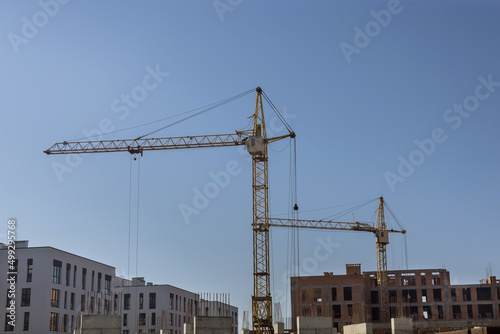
[0,241,238,334]
[115,277,238,334]
[0,240,116,333]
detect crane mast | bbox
[249,87,273,332]
[376,197,390,323]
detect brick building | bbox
[291,264,500,333]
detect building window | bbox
[63,314,68,332]
[313,288,322,302]
[151,312,156,326]
[347,304,353,317]
[169,313,173,325]
[64,291,67,309]
[451,288,457,301]
[5,313,14,331]
[478,304,494,318]
[91,271,95,291]
[21,288,31,307]
[70,293,75,310]
[371,291,379,304]
[26,259,33,283]
[139,293,144,309]
[11,260,18,282]
[23,312,30,331]
[104,300,110,315]
[170,294,174,309]
[331,287,337,301]
[82,268,87,290]
[66,264,71,286]
[123,313,128,326]
[477,287,492,301]
[332,305,341,318]
[53,260,62,284]
[73,265,77,287]
[139,313,146,326]
[149,293,156,309]
[114,294,118,313]
[432,273,441,285]
[433,289,442,302]
[388,290,397,303]
[402,289,417,303]
[90,296,94,314]
[438,305,444,319]
[176,295,178,310]
[124,294,131,310]
[97,272,102,293]
[467,305,473,318]
[452,305,461,319]
[184,297,186,312]
[51,289,60,307]
[421,289,427,303]
[105,275,112,295]
[49,312,59,331]
[372,307,380,321]
[81,295,86,312]
[423,306,432,319]
[344,287,352,301]
[301,289,307,302]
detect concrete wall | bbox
[274,322,285,334]
[79,315,120,334]
[184,322,194,334]
[391,318,412,334]
[297,316,336,334]
[343,323,373,334]
[194,316,233,334]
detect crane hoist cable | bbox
[384,200,409,270]
[67,89,255,142]
[320,198,378,221]
[137,89,255,139]
[262,92,293,133]
[127,154,142,279]
[128,155,133,279]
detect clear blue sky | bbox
[1,0,499,326]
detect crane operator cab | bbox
[246,136,265,154]
[246,123,265,154]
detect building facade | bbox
[0,241,238,334]
[291,264,500,333]
[115,277,238,334]
[0,241,117,333]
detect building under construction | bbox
[291,264,500,333]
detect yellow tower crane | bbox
[268,196,406,324]
[45,87,293,334]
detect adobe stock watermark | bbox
[7,0,71,54]
[384,74,499,192]
[213,0,243,21]
[50,64,170,182]
[179,160,243,224]
[178,107,297,225]
[339,0,408,64]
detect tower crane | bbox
[268,197,406,323]
[45,87,293,334]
